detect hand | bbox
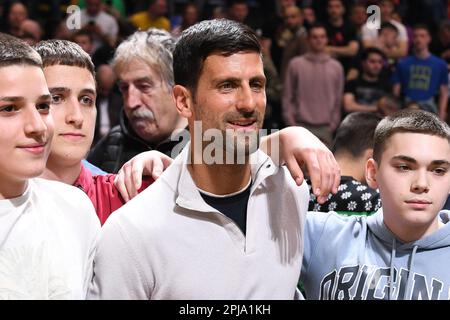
[278,127,341,204]
[114,151,173,202]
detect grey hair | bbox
[112,28,176,90]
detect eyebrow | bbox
[49,87,70,94]
[213,76,266,84]
[0,96,24,102]
[391,155,450,166]
[0,94,51,102]
[80,88,96,96]
[119,77,153,83]
[37,94,52,101]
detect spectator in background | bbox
[343,47,393,115]
[71,30,94,56]
[227,0,261,32]
[79,0,119,50]
[283,23,344,147]
[4,1,28,37]
[393,24,449,120]
[362,0,408,59]
[88,29,188,173]
[94,64,122,144]
[370,22,406,73]
[432,20,450,67]
[302,5,316,29]
[277,5,309,81]
[348,2,367,41]
[211,5,227,19]
[129,0,170,31]
[171,2,199,38]
[308,112,382,215]
[324,0,359,73]
[19,19,42,46]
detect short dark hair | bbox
[361,47,386,61]
[373,109,450,163]
[380,21,398,34]
[307,23,328,37]
[333,112,382,158]
[413,23,431,35]
[173,19,261,93]
[71,29,94,43]
[0,32,42,68]
[34,39,95,78]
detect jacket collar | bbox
[160,141,278,213]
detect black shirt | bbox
[345,77,392,106]
[200,184,251,236]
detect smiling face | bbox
[44,65,96,167]
[185,51,266,157]
[0,65,53,198]
[366,132,450,242]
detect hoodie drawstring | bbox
[389,238,396,300]
[404,245,418,300]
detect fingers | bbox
[297,148,340,204]
[285,155,305,186]
[114,169,130,202]
[151,158,164,181]
[129,160,145,198]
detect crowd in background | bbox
[1,0,450,146]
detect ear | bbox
[173,85,193,118]
[366,158,379,189]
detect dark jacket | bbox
[93,91,122,144]
[87,110,187,173]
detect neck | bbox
[309,49,327,55]
[415,48,430,59]
[385,215,442,243]
[362,72,378,82]
[188,142,251,195]
[42,159,82,185]
[336,154,366,183]
[330,17,343,27]
[0,179,28,200]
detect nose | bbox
[236,85,257,114]
[125,84,143,111]
[24,106,47,137]
[66,98,84,127]
[411,169,430,193]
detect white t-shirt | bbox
[362,19,409,42]
[0,178,100,299]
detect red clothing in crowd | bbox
[74,164,153,225]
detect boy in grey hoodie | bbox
[301,109,450,300]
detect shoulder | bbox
[33,177,90,201]
[129,11,147,22]
[430,55,448,66]
[30,178,100,231]
[290,56,305,66]
[265,166,310,208]
[306,211,368,242]
[104,175,174,232]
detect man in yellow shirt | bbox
[129,0,170,31]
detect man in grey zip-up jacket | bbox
[301,109,450,300]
